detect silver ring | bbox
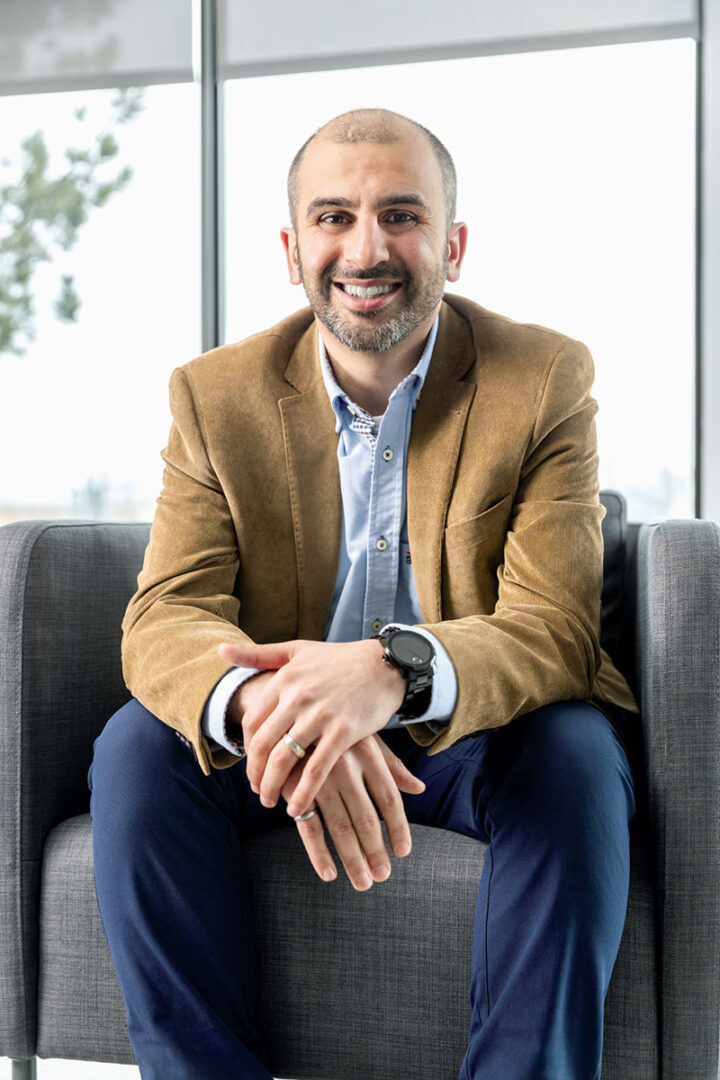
[292,808,317,822]
[282,733,306,759]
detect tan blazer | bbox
[122,294,638,776]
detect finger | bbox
[244,701,302,791]
[356,738,415,858]
[256,727,318,807]
[218,640,294,670]
[293,810,338,883]
[375,737,427,794]
[278,763,336,883]
[285,733,349,817]
[363,758,414,860]
[317,786,374,892]
[338,774,393,883]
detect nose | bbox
[345,214,390,270]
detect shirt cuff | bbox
[201,666,262,757]
[379,624,457,731]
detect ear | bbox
[280,227,302,285]
[446,222,468,283]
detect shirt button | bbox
[376,536,388,551]
[371,619,383,633]
[382,446,394,462]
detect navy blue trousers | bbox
[89,699,635,1080]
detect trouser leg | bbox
[382,702,635,1080]
[88,699,292,1080]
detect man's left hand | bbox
[217,638,405,817]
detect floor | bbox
[1,1061,291,1078]
[1,1063,138,1078]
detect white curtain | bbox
[217,0,698,78]
[0,0,193,94]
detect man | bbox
[89,108,638,1079]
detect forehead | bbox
[296,133,444,215]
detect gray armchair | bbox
[0,493,718,1080]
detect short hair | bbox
[287,108,457,228]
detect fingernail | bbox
[356,872,372,890]
[250,784,259,794]
[372,863,391,881]
[323,866,337,882]
[287,803,298,817]
[260,795,275,808]
[396,841,410,857]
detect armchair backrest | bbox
[599,490,639,696]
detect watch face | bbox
[390,632,434,668]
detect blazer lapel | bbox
[279,324,342,640]
[408,300,477,622]
[277,299,478,635]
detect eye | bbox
[318,212,350,227]
[383,210,417,228]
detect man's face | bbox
[281,133,466,353]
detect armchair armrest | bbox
[636,519,720,1080]
[0,520,149,1059]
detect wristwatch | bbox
[373,627,436,720]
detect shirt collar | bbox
[318,314,440,431]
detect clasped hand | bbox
[218,638,407,816]
[280,733,424,890]
[218,638,425,890]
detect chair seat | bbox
[37,811,657,1079]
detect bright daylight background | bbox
[0,37,695,533]
[225,40,696,523]
[0,35,696,1078]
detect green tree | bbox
[0,87,144,355]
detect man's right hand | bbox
[226,669,274,739]
[228,674,425,890]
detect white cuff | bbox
[201,666,262,757]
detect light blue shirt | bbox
[203,316,458,755]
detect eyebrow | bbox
[305,193,431,219]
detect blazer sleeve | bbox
[415,339,607,754]
[121,366,253,775]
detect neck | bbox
[319,310,437,415]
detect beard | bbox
[297,252,448,353]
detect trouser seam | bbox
[483,840,494,1018]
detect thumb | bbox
[377,739,426,794]
[217,640,293,669]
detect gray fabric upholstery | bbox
[37,816,133,1065]
[636,520,720,1079]
[600,490,629,677]
[35,813,660,1079]
[0,520,148,1060]
[1,499,719,1078]
[37,815,483,1076]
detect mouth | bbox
[332,279,403,311]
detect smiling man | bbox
[89,109,639,1080]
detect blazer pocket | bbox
[442,494,514,618]
[444,493,514,551]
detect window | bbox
[223,39,696,520]
[0,82,200,523]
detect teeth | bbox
[342,283,396,298]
